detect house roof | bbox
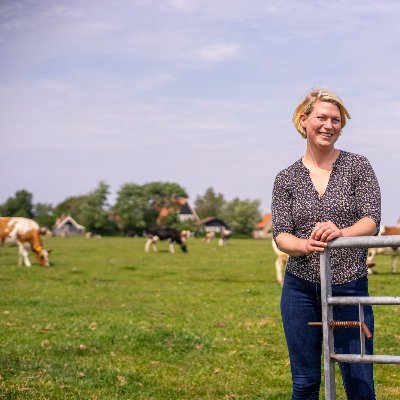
[178,200,199,220]
[198,217,229,228]
[256,213,272,229]
[53,215,85,230]
[157,198,199,221]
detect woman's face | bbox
[300,101,342,148]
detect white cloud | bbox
[133,73,177,91]
[192,43,240,63]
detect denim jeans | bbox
[281,272,375,400]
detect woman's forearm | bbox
[275,232,326,257]
[341,217,377,237]
[275,218,377,257]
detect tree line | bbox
[0,181,262,236]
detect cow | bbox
[85,231,102,239]
[203,231,215,244]
[218,227,232,247]
[380,225,400,237]
[0,217,50,267]
[144,227,188,254]
[180,230,191,241]
[367,225,400,274]
[272,239,289,286]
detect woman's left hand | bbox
[311,220,343,242]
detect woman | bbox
[272,88,381,400]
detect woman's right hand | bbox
[301,237,328,255]
[276,232,327,257]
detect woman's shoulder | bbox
[339,150,372,167]
[273,159,304,191]
[275,159,303,178]
[339,150,369,162]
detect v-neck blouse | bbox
[272,150,381,284]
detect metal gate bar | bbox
[319,235,400,400]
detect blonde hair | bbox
[293,88,351,138]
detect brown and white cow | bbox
[0,217,50,267]
[272,239,289,286]
[367,225,400,274]
[203,231,215,244]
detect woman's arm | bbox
[276,217,377,257]
[275,232,327,257]
[312,217,377,242]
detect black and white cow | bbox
[144,227,188,253]
[218,226,232,247]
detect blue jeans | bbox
[281,272,375,400]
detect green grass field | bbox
[1,237,399,399]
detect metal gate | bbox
[317,235,400,400]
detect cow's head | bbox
[176,235,188,252]
[180,242,188,252]
[35,247,51,267]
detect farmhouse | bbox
[253,213,272,239]
[177,199,199,222]
[198,217,229,233]
[53,215,85,236]
[157,198,199,224]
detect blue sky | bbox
[1,0,400,224]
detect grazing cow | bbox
[218,227,232,247]
[380,225,400,237]
[144,227,187,254]
[0,217,50,267]
[203,231,215,243]
[272,239,289,286]
[366,248,377,274]
[180,230,191,241]
[367,225,400,274]
[85,231,102,239]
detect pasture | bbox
[1,237,400,399]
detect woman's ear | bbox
[300,114,307,128]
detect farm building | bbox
[177,199,199,222]
[198,217,229,233]
[53,215,85,236]
[253,213,272,239]
[157,198,199,224]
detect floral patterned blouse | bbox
[272,150,381,284]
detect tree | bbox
[113,181,189,233]
[0,189,34,218]
[34,202,55,228]
[194,187,226,220]
[79,181,114,234]
[143,181,188,206]
[222,198,262,236]
[142,182,188,227]
[113,183,148,235]
[54,194,89,222]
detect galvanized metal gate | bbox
[317,235,400,400]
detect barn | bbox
[53,215,85,237]
[177,199,199,222]
[198,217,229,233]
[157,198,199,224]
